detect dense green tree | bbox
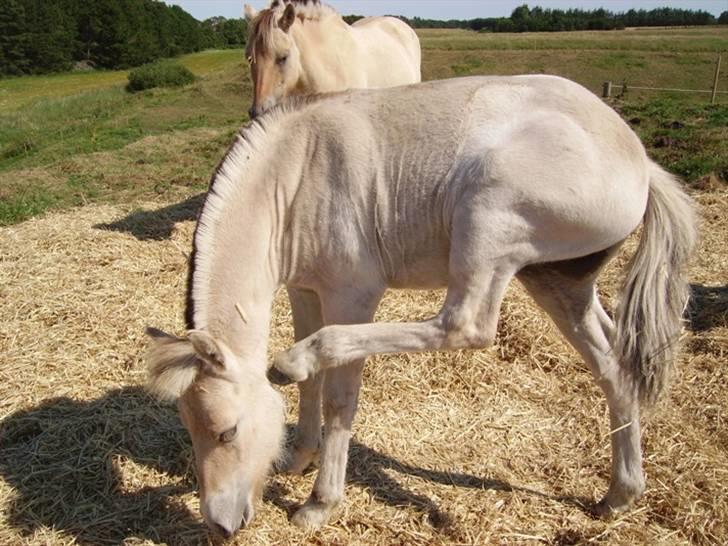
[400,5,715,32]
[0,0,31,75]
[0,0,235,76]
[0,1,719,77]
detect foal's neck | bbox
[189,130,297,362]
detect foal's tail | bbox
[614,162,697,406]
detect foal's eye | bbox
[246,56,253,65]
[276,54,288,65]
[219,425,238,443]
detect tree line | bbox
[346,5,726,32]
[0,0,247,76]
[2,1,725,77]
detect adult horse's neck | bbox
[291,14,352,93]
[186,120,297,365]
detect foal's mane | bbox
[184,93,337,329]
[247,0,340,61]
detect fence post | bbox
[711,55,722,105]
[602,81,612,98]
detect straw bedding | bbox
[0,187,725,545]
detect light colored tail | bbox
[614,162,698,406]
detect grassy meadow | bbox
[1,27,727,226]
[0,26,727,546]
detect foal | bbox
[146,75,696,535]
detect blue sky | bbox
[166,0,727,20]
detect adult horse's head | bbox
[144,328,285,537]
[245,1,303,118]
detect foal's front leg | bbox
[290,290,382,529]
[274,265,516,382]
[291,360,365,529]
[285,288,325,475]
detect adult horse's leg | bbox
[285,288,325,474]
[518,258,645,515]
[291,288,383,529]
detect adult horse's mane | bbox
[248,0,340,61]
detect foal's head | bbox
[245,1,304,118]
[145,328,285,537]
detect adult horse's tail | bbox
[614,162,697,406]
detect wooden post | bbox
[602,81,612,98]
[711,55,722,105]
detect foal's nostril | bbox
[213,522,234,539]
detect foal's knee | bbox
[323,383,360,422]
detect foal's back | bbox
[281,76,648,287]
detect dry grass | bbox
[0,185,726,545]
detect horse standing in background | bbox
[145,75,696,536]
[243,0,421,117]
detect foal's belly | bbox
[382,246,451,289]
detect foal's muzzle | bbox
[204,494,255,537]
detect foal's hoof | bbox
[593,498,625,519]
[291,499,337,530]
[592,490,642,518]
[273,348,314,383]
[285,446,319,475]
[267,366,294,386]
[592,479,645,518]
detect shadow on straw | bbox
[94,193,205,241]
[0,386,207,545]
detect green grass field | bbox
[0,28,726,225]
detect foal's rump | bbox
[472,104,649,264]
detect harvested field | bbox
[0,183,725,545]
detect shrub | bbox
[126,60,196,92]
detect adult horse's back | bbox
[244,0,420,117]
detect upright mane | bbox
[247,0,340,62]
[184,96,327,329]
[184,118,269,330]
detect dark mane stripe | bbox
[184,121,263,330]
[183,91,342,330]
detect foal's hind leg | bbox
[285,288,325,474]
[518,261,645,515]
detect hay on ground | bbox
[0,188,726,545]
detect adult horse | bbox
[243,0,421,117]
[145,75,696,537]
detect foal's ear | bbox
[244,3,257,21]
[188,330,227,369]
[278,3,296,32]
[145,327,200,401]
[145,326,179,341]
